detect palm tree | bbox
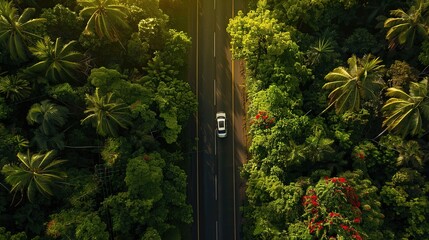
[306,37,334,66]
[0,75,31,102]
[384,0,429,49]
[322,54,386,114]
[81,88,131,137]
[33,128,65,151]
[26,37,86,83]
[382,78,429,138]
[78,0,130,43]
[1,150,66,202]
[0,0,46,62]
[27,100,69,136]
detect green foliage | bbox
[0,227,26,240]
[40,4,84,41]
[343,28,380,55]
[81,88,132,137]
[323,54,386,114]
[26,37,86,83]
[0,0,46,62]
[386,60,419,88]
[46,83,84,107]
[227,6,310,90]
[161,160,193,225]
[141,227,161,240]
[419,39,429,65]
[143,54,196,142]
[305,37,337,68]
[380,171,429,239]
[47,210,109,239]
[78,0,130,43]
[352,139,397,185]
[137,16,168,51]
[0,1,194,238]
[125,32,150,70]
[101,152,192,239]
[232,1,429,239]
[384,0,429,49]
[300,172,383,240]
[160,29,192,71]
[88,67,153,105]
[75,213,109,240]
[125,154,164,200]
[1,150,66,202]
[12,202,47,235]
[0,124,27,165]
[27,100,69,136]
[0,96,11,119]
[0,75,31,102]
[382,78,429,137]
[242,168,307,239]
[101,137,129,166]
[26,100,69,150]
[60,169,98,210]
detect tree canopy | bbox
[229,0,429,239]
[0,0,195,238]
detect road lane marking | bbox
[214,32,216,58]
[214,132,217,155]
[214,79,216,106]
[216,220,219,240]
[215,174,218,200]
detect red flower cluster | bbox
[253,110,275,129]
[324,176,347,184]
[303,178,364,239]
[302,194,319,207]
[308,219,324,233]
[329,212,341,218]
[355,151,365,160]
[353,233,363,240]
[340,224,363,240]
[344,186,361,208]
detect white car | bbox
[216,112,227,138]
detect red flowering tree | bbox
[302,176,365,239]
[252,110,275,129]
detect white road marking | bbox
[214,79,216,106]
[213,32,216,58]
[216,220,219,240]
[215,174,218,200]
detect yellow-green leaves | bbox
[1,150,66,202]
[382,78,429,138]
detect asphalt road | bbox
[187,0,248,239]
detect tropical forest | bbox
[0,0,195,239]
[228,0,429,239]
[0,0,429,239]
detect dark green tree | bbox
[382,78,429,138]
[1,150,66,202]
[384,0,429,49]
[27,100,69,136]
[81,88,131,137]
[0,75,31,102]
[323,54,385,114]
[26,37,86,83]
[0,0,46,62]
[78,0,130,43]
